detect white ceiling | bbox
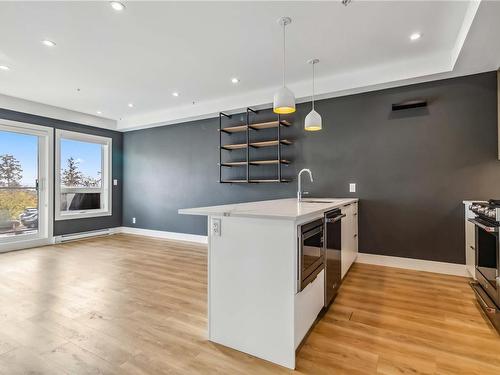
[0,1,498,132]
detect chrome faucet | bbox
[297,168,314,202]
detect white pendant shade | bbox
[305,109,322,131]
[273,17,296,115]
[304,58,322,131]
[273,86,296,114]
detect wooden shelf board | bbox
[221,161,248,167]
[252,159,290,165]
[221,120,291,134]
[221,143,247,150]
[249,120,291,130]
[250,139,292,148]
[220,125,247,133]
[221,179,291,183]
[222,139,292,150]
[221,159,290,167]
[251,179,291,183]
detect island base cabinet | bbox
[208,215,297,369]
[341,202,358,279]
[294,269,324,349]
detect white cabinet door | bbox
[341,204,354,279]
[352,202,358,262]
[465,213,476,279]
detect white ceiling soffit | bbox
[0,93,116,130]
[0,1,498,133]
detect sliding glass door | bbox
[0,120,52,252]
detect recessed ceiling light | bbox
[110,1,126,11]
[42,39,56,47]
[0,65,10,71]
[128,103,134,108]
[410,32,421,41]
[97,111,102,115]
[172,92,179,97]
[231,78,240,84]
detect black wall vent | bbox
[392,99,427,111]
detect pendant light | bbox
[273,17,296,114]
[304,58,322,131]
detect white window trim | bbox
[55,129,112,221]
[0,119,54,252]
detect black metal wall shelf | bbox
[218,108,293,183]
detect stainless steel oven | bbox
[468,200,500,333]
[474,220,500,302]
[298,218,325,292]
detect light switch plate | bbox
[212,218,221,236]
[132,217,136,224]
[113,179,118,186]
[349,183,356,193]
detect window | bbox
[55,130,112,220]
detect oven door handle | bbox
[326,214,346,223]
[468,218,498,233]
[470,282,497,314]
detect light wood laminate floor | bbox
[0,234,499,374]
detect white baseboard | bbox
[54,228,118,243]
[356,252,468,277]
[118,226,208,244]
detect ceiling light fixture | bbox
[110,1,126,11]
[128,103,134,108]
[410,32,421,41]
[97,111,102,115]
[172,92,179,97]
[42,39,56,47]
[305,59,322,132]
[0,65,10,71]
[273,16,295,115]
[231,77,240,84]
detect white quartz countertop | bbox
[179,198,358,220]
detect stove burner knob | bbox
[478,207,487,214]
[487,209,496,218]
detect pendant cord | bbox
[312,62,315,110]
[282,22,286,88]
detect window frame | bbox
[55,129,112,221]
[0,120,54,252]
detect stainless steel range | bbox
[468,200,500,332]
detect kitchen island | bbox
[179,197,358,369]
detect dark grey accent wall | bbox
[0,109,123,235]
[123,72,499,264]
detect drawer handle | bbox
[354,234,358,238]
[470,245,475,250]
[471,282,497,314]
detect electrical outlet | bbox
[113,179,118,186]
[132,217,136,224]
[349,183,356,193]
[212,218,221,236]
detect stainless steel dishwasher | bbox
[324,209,345,307]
